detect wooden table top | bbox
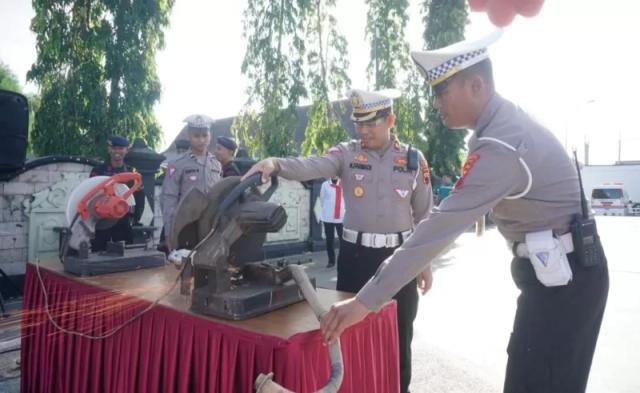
[33,258,353,340]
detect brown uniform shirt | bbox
[161,150,222,246]
[277,137,432,234]
[358,94,582,310]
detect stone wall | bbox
[1,164,312,277]
[0,162,93,275]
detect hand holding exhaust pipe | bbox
[320,297,371,345]
[255,265,345,393]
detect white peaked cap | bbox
[411,29,503,86]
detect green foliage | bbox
[365,0,410,90]
[302,100,349,155]
[0,62,21,93]
[301,0,350,156]
[421,0,468,177]
[393,68,428,146]
[234,0,310,159]
[28,0,174,158]
[365,0,425,147]
[25,93,41,155]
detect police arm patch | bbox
[454,153,480,189]
[168,166,177,177]
[420,159,430,185]
[326,145,341,155]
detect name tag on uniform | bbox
[184,168,199,175]
[189,175,197,181]
[349,163,372,171]
[393,165,409,173]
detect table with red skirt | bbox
[20,259,400,393]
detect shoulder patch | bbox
[326,145,341,155]
[349,140,359,152]
[454,153,480,190]
[168,166,177,177]
[420,159,430,185]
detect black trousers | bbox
[91,217,134,252]
[323,222,343,265]
[504,250,609,393]
[337,239,418,393]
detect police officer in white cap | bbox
[244,89,433,393]
[320,30,609,393]
[161,114,222,251]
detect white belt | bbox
[342,228,412,248]
[511,232,574,258]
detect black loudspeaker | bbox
[0,89,29,171]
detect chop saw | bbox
[60,172,165,276]
[171,173,315,320]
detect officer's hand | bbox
[417,264,433,295]
[242,158,279,184]
[320,297,371,344]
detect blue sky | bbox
[1,0,638,164]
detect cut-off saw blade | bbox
[65,176,135,249]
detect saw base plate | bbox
[63,248,166,277]
[190,277,316,320]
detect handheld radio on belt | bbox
[570,151,605,267]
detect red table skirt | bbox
[21,264,400,392]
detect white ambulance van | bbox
[590,183,636,216]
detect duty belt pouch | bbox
[570,216,604,267]
[525,229,573,287]
[407,145,419,171]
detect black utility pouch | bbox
[407,145,419,171]
[570,215,605,267]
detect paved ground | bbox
[0,312,20,393]
[2,216,639,392]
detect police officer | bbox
[161,114,222,251]
[244,89,433,393]
[320,30,609,393]
[157,138,191,253]
[89,135,145,251]
[214,136,241,177]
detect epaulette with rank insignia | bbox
[348,140,359,152]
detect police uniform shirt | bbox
[277,137,432,234]
[222,161,241,177]
[357,93,582,310]
[161,150,222,241]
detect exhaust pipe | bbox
[254,265,344,393]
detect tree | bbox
[421,0,468,177]
[365,0,410,90]
[300,0,351,156]
[393,69,427,145]
[28,0,174,158]
[233,0,309,159]
[364,0,425,147]
[0,62,21,93]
